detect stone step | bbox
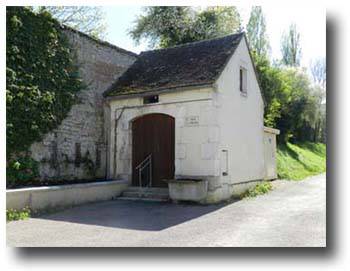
[123,187,169,194]
[122,190,169,200]
[119,186,170,202]
[117,197,169,202]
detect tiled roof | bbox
[104,32,244,97]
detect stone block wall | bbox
[30,28,137,181]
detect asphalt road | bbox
[6,174,326,247]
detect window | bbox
[143,95,159,104]
[239,67,247,95]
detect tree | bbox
[246,6,270,56]
[129,6,241,49]
[254,49,324,143]
[310,57,326,89]
[194,6,242,40]
[281,23,302,66]
[274,68,308,142]
[36,6,107,39]
[253,52,283,127]
[129,7,191,48]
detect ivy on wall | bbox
[6,7,84,187]
[6,7,83,158]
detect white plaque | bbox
[185,116,199,126]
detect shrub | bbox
[6,207,31,221]
[7,155,39,188]
[241,181,273,199]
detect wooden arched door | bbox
[132,113,175,187]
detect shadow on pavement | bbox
[38,199,236,231]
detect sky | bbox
[103,6,326,70]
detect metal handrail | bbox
[135,153,152,170]
[135,154,152,188]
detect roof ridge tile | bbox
[140,32,244,54]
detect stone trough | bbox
[165,179,208,203]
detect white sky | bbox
[238,6,326,68]
[103,5,326,71]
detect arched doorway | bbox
[132,113,175,187]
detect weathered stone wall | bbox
[30,28,137,181]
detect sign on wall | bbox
[185,116,199,126]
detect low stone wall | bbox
[6,180,128,211]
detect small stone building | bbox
[30,30,279,203]
[104,33,278,203]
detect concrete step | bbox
[123,187,168,194]
[118,186,170,202]
[122,191,169,199]
[117,197,169,202]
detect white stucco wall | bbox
[106,87,220,183]
[207,37,265,202]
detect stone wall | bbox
[30,28,137,181]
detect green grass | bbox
[240,181,273,199]
[277,142,326,180]
[6,207,31,222]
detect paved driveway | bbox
[7,174,326,247]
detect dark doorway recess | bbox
[132,113,175,187]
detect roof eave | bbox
[243,34,267,107]
[104,83,214,101]
[212,32,245,83]
[213,33,267,108]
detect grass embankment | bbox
[277,142,326,180]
